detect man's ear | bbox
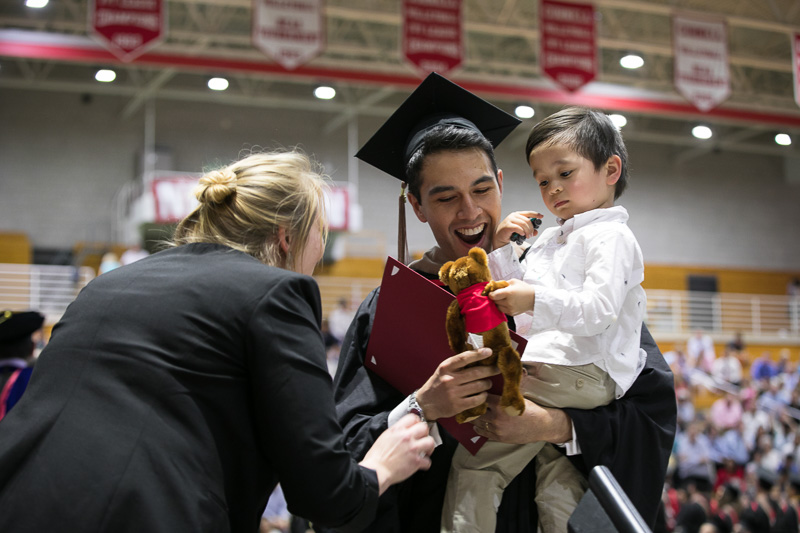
[605,155,622,186]
[277,227,290,254]
[407,192,427,223]
[496,168,504,195]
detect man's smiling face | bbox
[408,148,503,262]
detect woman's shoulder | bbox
[153,243,315,298]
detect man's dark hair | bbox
[525,107,629,200]
[405,124,498,201]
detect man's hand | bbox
[415,348,498,422]
[493,210,543,250]
[487,278,536,316]
[471,394,573,445]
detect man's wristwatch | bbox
[408,390,427,423]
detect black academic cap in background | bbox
[355,72,521,181]
[0,311,44,344]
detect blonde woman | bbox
[0,151,434,533]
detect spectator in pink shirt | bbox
[709,392,743,432]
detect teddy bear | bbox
[438,247,525,424]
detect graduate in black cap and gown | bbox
[322,73,676,532]
[0,310,44,420]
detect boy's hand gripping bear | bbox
[438,247,525,424]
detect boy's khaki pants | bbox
[441,362,617,533]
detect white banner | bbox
[325,185,349,232]
[152,177,198,224]
[673,15,730,112]
[252,0,324,70]
[793,33,800,109]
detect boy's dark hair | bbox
[525,107,629,199]
[405,124,498,201]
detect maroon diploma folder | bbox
[364,256,527,455]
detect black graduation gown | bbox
[326,268,676,532]
[0,244,379,533]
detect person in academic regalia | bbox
[0,310,44,420]
[0,151,435,533]
[317,73,676,532]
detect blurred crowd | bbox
[5,300,799,533]
[663,331,800,533]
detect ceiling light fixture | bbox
[314,86,336,100]
[620,54,644,69]
[692,125,713,139]
[208,77,229,91]
[514,105,534,119]
[95,69,116,83]
[26,0,48,7]
[608,114,627,129]
[775,133,792,146]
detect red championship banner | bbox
[673,15,730,112]
[252,0,324,70]
[89,0,166,62]
[793,33,800,109]
[540,0,596,92]
[403,0,463,75]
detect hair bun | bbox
[197,168,237,204]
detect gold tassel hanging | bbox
[398,181,409,265]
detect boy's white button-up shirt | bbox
[488,205,647,396]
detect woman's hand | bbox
[470,394,573,445]
[415,348,499,422]
[360,414,436,495]
[493,211,543,250]
[487,279,536,316]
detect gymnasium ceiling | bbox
[2,0,800,157]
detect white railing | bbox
[2,264,797,346]
[0,263,95,323]
[315,282,800,344]
[645,289,800,341]
[315,276,382,318]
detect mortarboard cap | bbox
[0,311,44,344]
[355,72,521,182]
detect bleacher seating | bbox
[0,232,32,264]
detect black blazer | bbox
[0,243,378,533]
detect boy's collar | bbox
[556,205,629,231]
[556,205,628,227]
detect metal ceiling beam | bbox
[3,0,800,154]
[322,85,395,135]
[121,67,177,119]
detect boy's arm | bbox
[487,241,527,281]
[527,226,643,336]
[492,211,543,250]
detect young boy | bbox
[442,107,647,533]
